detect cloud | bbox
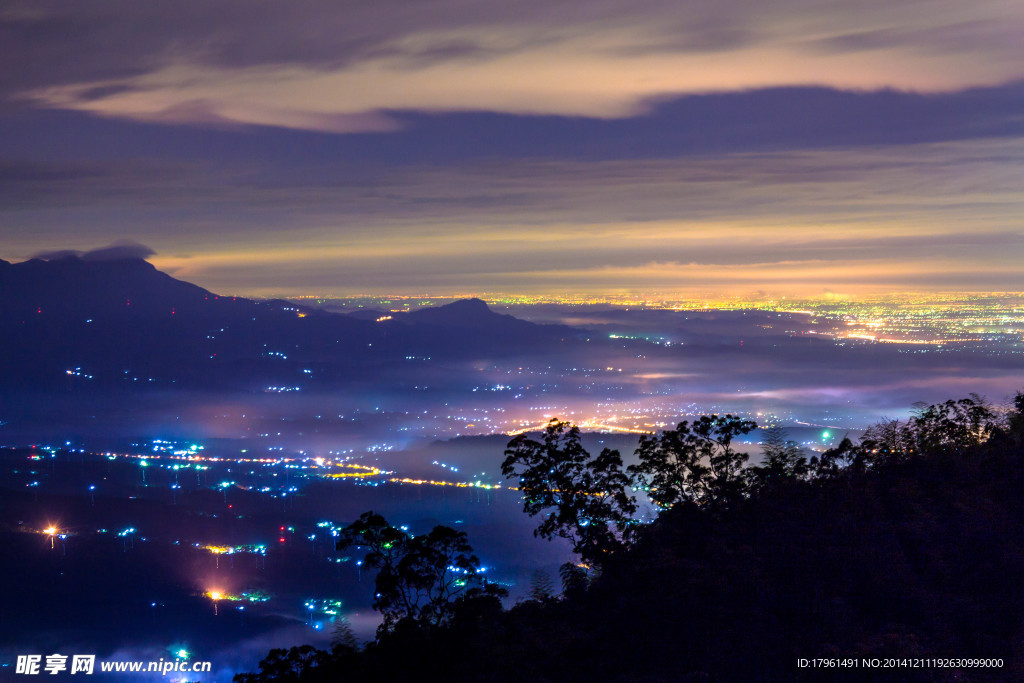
[807,19,1023,57]
[5,82,1022,173]
[20,46,1017,132]
[28,248,81,261]
[32,240,156,262]
[3,134,1021,295]
[3,0,1023,131]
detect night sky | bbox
[1,1,1022,296]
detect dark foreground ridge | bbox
[236,396,1024,682]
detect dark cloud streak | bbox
[32,240,156,262]
[2,83,1022,167]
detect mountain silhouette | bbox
[0,257,577,392]
[407,298,490,323]
[404,298,541,334]
[0,255,267,322]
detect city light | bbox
[207,590,223,615]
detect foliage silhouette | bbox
[502,419,636,566]
[336,511,506,637]
[239,393,1024,682]
[528,569,556,603]
[744,424,808,494]
[233,645,355,683]
[629,414,757,509]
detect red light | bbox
[279,537,285,543]
[279,526,285,531]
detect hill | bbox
[236,398,1024,682]
[0,256,578,392]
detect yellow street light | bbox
[207,590,223,615]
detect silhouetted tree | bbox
[503,420,636,566]
[859,418,917,465]
[909,393,996,455]
[238,392,1024,683]
[745,425,807,493]
[528,569,556,602]
[630,414,757,509]
[559,561,589,598]
[991,391,1024,450]
[337,511,505,636]
[809,394,1002,478]
[449,584,506,629]
[233,646,333,683]
[329,616,357,650]
[1011,392,1024,441]
[808,436,861,478]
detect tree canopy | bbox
[502,419,636,566]
[337,511,506,636]
[629,414,757,509]
[239,391,1024,682]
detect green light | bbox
[175,649,189,660]
[821,431,831,440]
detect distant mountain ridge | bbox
[0,256,578,391]
[0,256,246,320]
